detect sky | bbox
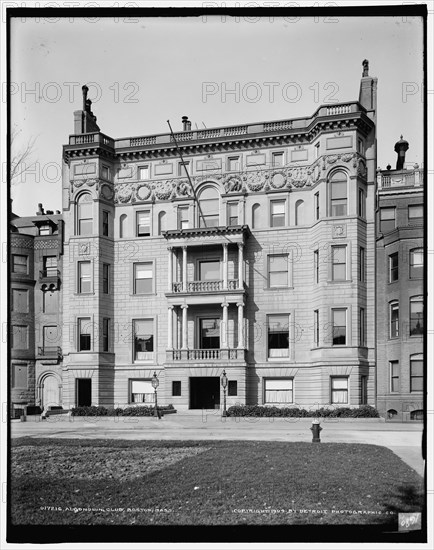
[9,12,424,216]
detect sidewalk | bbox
[11,415,425,476]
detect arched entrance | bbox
[42,375,59,409]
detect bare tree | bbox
[10,125,38,185]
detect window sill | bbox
[131,293,156,297]
[327,280,352,284]
[74,292,95,296]
[267,356,290,361]
[265,286,294,291]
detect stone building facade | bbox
[10,206,63,417]
[376,141,424,421]
[55,64,378,411]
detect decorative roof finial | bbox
[362,59,369,77]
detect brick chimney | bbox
[358,59,378,116]
[394,135,409,170]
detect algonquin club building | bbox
[10,61,379,413]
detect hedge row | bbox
[226,405,380,418]
[71,405,174,416]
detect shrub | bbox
[226,404,380,418]
[71,404,175,416]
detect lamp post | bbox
[151,371,161,420]
[221,369,228,418]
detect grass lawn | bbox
[10,438,423,527]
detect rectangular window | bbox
[12,289,28,313]
[268,254,289,288]
[409,249,423,279]
[270,200,285,228]
[272,152,284,167]
[227,202,238,226]
[314,309,319,347]
[314,249,319,283]
[408,204,423,223]
[200,318,220,349]
[410,358,423,392]
[137,210,151,237]
[330,179,347,216]
[134,319,154,361]
[11,325,28,350]
[102,211,109,236]
[178,206,189,230]
[78,318,91,351]
[264,379,293,403]
[12,254,28,274]
[102,318,109,352]
[380,207,396,233]
[331,245,347,281]
[103,263,109,294]
[78,261,91,294]
[43,290,57,313]
[139,165,149,180]
[332,308,346,346]
[101,165,110,180]
[358,188,366,218]
[410,297,423,335]
[178,161,190,176]
[359,247,365,282]
[12,364,28,388]
[130,379,155,404]
[39,224,51,236]
[228,380,238,396]
[389,252,398,282]
[43,256,57,277]
[359,307,366,346]
[78,198,93,236]
[199,260,220,281]
[357,138,364,155]
[331,377,348,404]
[268,314,289,358]
[134,262,153,294]
[315,142,320,158]
[390,302,399,338]
[172,381,182,396]
[228,156,240,172]
[390,361,400,393]
[314,192,320,220]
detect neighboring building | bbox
[10,205,63,417]
[376,140,424,421]
[56,61,378,411]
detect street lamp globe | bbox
[221,370,228,389]
[151,371,159,389]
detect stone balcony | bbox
[166,348,247,363]
[39,268,61,290]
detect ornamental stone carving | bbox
[224,176,243,193]
[332,224,347,238]
[244,171,266,192]
[175,179,191,197]
[154,180,173,200]
[136,183,152,201]
[269,171,287,190]
[116,184,133,203]
[357,159,367,178]
[100,184,115,201]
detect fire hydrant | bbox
[310,418,322,442]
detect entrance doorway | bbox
[190,377,220,409]
[42,375,59,409]
[76,378,92,407]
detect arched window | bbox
[158,211,166,235]
[409,296,423,336]
[198,186,219,227]
[389,301,399,338]
[252,203,260,229]
[329,171,348,217]
[77,193,93,235]
[295,200,304,226]
[409,248,423,279]
[119,214,127,238]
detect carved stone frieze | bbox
[174,179,192,197]
[269,170,287,190]
[244,171,266,192]
[135,183,152,201]
[224,176,244,193]
[34,240,59,250]
[116,184,133,203]
[154,180,173,200]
